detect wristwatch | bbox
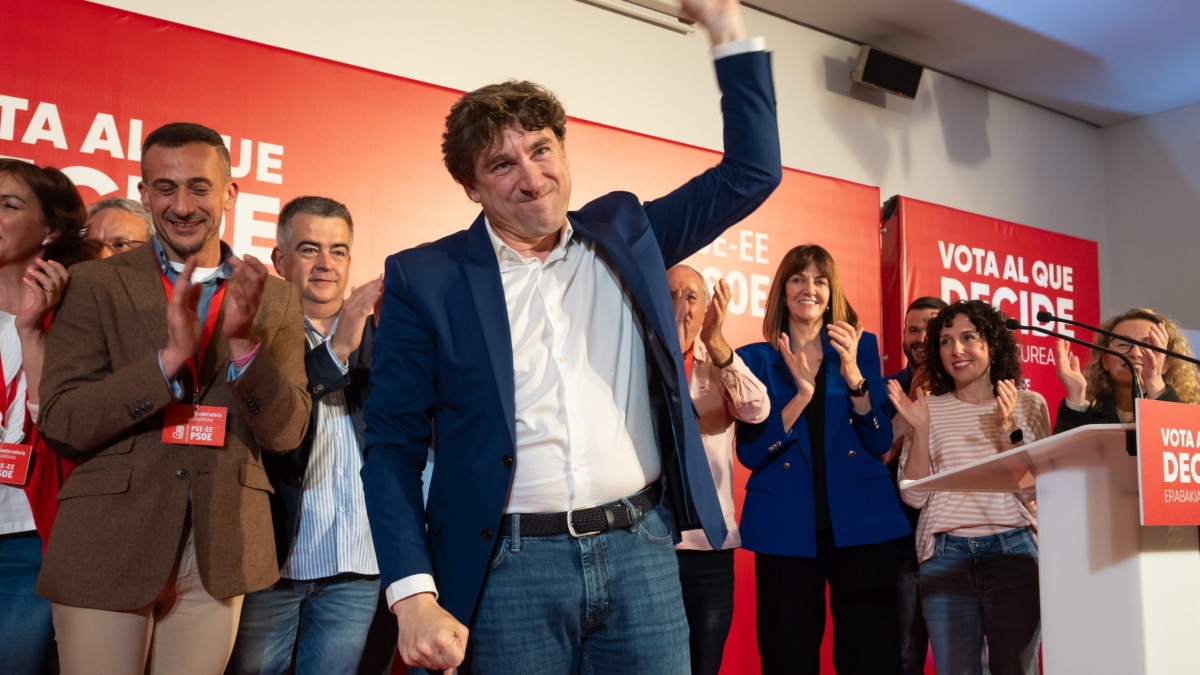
[849,378,869,397]
[1004,427,1024,444]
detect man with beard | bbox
[36,122,311,674]
[361,0,782,671]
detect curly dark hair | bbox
[441,80,567,188]
[924,299,1022,396]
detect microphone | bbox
[1005,318,1145,402]
[1035,311,1200,367]
[1008,314,1137,451]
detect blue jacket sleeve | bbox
[360,254,437,587]
[643,50,782,266]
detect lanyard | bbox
[159,269,226,407]
[0,357,27,437]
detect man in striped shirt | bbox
[227,196,386,674]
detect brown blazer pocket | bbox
[58,467,132,499]
[239,461,274,493]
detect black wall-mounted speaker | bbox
[852,46,923,99]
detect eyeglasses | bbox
[103,239,147,254]
[1109,339,1143,354]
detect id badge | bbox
[0,442,32,486]
[162,404,228,447]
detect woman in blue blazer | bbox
[736,244,909,675]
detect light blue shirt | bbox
[281,314,378,580]
[152,237,252,396]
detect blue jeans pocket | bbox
[1000,527,1038,557]
[636,506,676,546]
[488,537,511,572]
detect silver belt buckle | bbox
[566,506,600,538]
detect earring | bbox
[41,237,51,246]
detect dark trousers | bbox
[755,532,904,675]
[676,548,735,675]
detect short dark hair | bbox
[924,299,1022,396]
[141,122,231,180]
[276,196,354,250]
[907,296,948,313]
[762,244,859,349]
[441,80,567,188]
[0,159,92,267]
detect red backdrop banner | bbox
[5,1,890,672]
[881,197,1101,416]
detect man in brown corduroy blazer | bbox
[35,122,311,674]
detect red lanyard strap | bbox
[0,357,26,435]
[160,269,226,402]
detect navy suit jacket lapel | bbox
[464,215,516,446]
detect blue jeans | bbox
[226,573,380,675]
[920,528,1040,675]
[676,548,734,675]
[0,531,56,674]
[469,504,689,675]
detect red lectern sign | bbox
[1137,398,1200,525]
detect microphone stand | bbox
[1006,318,1142,455]
[1036,310,1200,367]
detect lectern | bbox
[901,424,1200,674]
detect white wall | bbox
[89,0,1114,308]
[1103,101,1200,327]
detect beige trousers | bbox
[52,527,244,674]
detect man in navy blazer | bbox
[361,1,781,671]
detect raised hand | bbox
[330,275,384,363]
[223,254,268,360]
[994,379,1019,436]
[15,259,70,406]
[160,257,203,378]
[778,332,816,401]
[827,321,864,388]
[679,0,746,45]
[700,278,733,366]
[1053,338,1087,406]
[887,378,928,432]
[15,259,69,336]
[393,593,469,673]
[1140,322,1169,399]
[672,284,692,350]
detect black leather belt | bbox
[500,483,661,538]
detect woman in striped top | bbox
[888,299,1050,675]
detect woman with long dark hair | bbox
[0,159,91,672]
[889,299,1049,675]
[736,244,908,674]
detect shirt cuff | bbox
[324,340,350,375]
[712,36,765,60]
[157,351,184,400]
[1064,398,1089,412]
[228,340,262,381]
[384,573,438,612]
